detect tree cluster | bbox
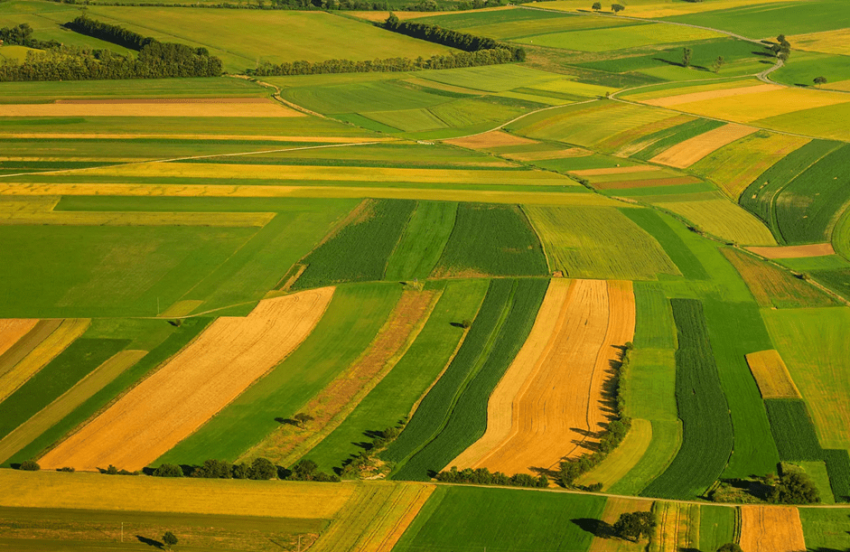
[613,511,656,542]
[436,466,549,488]
[0,23,60,49]
[150,457,339,482]
[65,16,151,50]
[252,48,516,77]
[382,14,526,62]
[559,343,633,487]
[771,34,791,61]
[43,0,535,11]
[767,470,820,504]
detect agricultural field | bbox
[2,0,850,549]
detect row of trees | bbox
[772,34,791,61]
[383,14,526,62]
[435,466,549,488]
[251,48,517,76]
[591,2,624,12]
[42,0,534,10]
[65,15,152,49]
[0,23,60,49]
[152,457,339,482]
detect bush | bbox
[192,459,233,479]
[163,531,178,550]
[58,466,75,473]
[613,511,655,542]
[153,464,184,478]
[19,460,40,471]
[768,470,820,504]
[249,457,277,480]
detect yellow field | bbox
[0,101,303,118]
[351,6,515,21]
[0,182,624,206]
[657,197,777,245]
[0,469,354,518]
[445,130,538,150]
[668,88,850,123]
[745,349,801,400]
[0,350,148,464]
[740,506,806,552]
[789,28,850,55]
[626,79,763,102]
[575,418,652,491]
[0,318,90,404]
[747,243,835,259]
[542,0,799,18]
[503,147,591,162]
[643,83,782,108]
[650,124,758,168]
[652,502,699,552]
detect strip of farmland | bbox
[39,288,334,471]
[740,506,807,552]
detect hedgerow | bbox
[640,299,733,499]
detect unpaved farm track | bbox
[39,288,335,472]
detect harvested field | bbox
[788,28,850,56]
[653,502,700,552]
[445,131,538,150]
[0,319,89,404]
[740,506,807,552]
[659,197,777,245]
[0,350,147,465]
[748,243,836,259]
[571,166,661,177]
[0,320,37,358]
[0,133,390,143]
[595,176,702,190]
[650,124,759,169]
[588,497,653,552]
[0,101,303,118]
[0,320,61,380]
[576,418,652,491]
[311,482,435,552]
[0,469,353,518]
[746,350,802,400]
[39,288,334,471]
[644,84,783,107]
[239,289,439,466]
[462,280,635,475]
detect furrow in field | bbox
[39,288,334,471]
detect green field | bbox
[385,201,458,281]
[765,399,824,462]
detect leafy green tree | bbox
[713,56,725,73]
[768,471,820,504]
[153,464,183,478]
[592,2,602,10]
[292,412,314,427]
[163,531,178,551]
[249,457,277,480]
[682,47,693,67]
[611,3,624,13]
[717,544,743,552]
[613,511,656,542]
[814,76,827,87]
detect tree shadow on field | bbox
[529,466,559,479]
[651,57,709,72]
[136,535,163,549]
[572,518,614,539]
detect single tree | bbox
[814,76,827,87]
[163,531,178,551]
[611,3,624,13]
[249,457,277,480]
[776,34,786,43]
[717,544,743,552]
[592,1,601,10]
[713,55,725,73]
[682,47,693,67]
[19,460,40,471]
[292,412,314,427]
[613,511,656,542]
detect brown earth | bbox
[39,288,335,472]
[740,506,807,552]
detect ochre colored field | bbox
[0,133,392,143]
[669,88,850,123]
[0,319,37,358]
[626,79,763,102]
[445,130,538,150]
[0,320,62,378]
[0,319,90,404]
[0,101,303,118]
[644,83,782,107]
[748,243,836,259]
[650,124,758,168]
[740,506,807,552]
[455,280,635,475]
[600,114,695,155]
[653,502,700,552]
[0,350,148,464]
[575,418,652,491]
[789,28,850,55]
[745,349,801,400]
[240,289,439,466]
[543,0,799,18]
[39,288,335,471]
[589,497,653,552]
[0,469,354,518]
[595,176,701,190]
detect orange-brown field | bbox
[739,506,807,552]
[651,124,758,168]
[0,319,37,358]
[455,279,635,475]
[748,243,836,258]
[445,130,538,150]
[745,349,802,399]
[39,288,335,471]
[240,289,439,465]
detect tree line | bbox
[0,23,61,49]
[382,13,526,62]
[251,47,516,76]
[0,18,222,81]
[41,0,544,11]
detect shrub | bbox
[249,457,277,480]
[192,459,233,479]
[153,464,184,478]
[19,460,40,471]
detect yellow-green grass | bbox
[158,300,205,318]
[423,10,635,40]
[690,132,810,199]
[665,87,850,124]
[757,102,850,142]
[788,28,850,56]
[419,64,560,93]
[79,7,454,73]
[526,205,681,279]
[0,45,38,63]
[763,308,850,450]
[720,248,838,308]
[0,470,354,518]
[608,419,683,496]
[0,319,90,404]
[624,78,764,102]
[0,183,624,206]
[653,194,777,245]
[520,77,617,99]
[311,482,434,552]
[0,350,147,464]
[514,101,678,148]
[514,22,722,52]
[596,113,695,156]
[576,418,653,491]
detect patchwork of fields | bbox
[1,0,849,549]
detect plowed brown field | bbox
[39,288,335,471]
[746,349,801,399]
[240,289,439,466]
[651,124,758,168]
[0,319,38,358]
[740,506,807,552]
[458,280,635,475]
